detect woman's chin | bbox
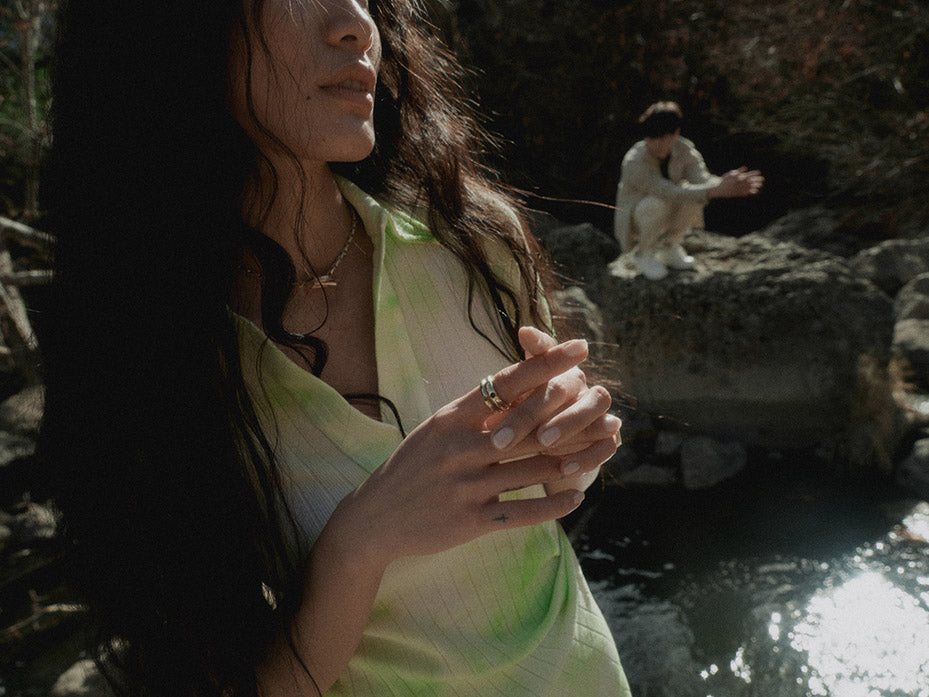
[325,130,377,164]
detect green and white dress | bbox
[234,177,632,697]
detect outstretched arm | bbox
[623,152,717,205]
[708,167,765,199]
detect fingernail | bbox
[492,427,514,450]
[604,414,621,432]
[562,461,580,476]
[564,339,588,358]
[571,490,585,506]
[539,427,561,448]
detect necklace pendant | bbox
[302,274,338,289]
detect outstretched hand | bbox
[712,166,765,199]
[328,329,618,568]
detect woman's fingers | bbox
[556,436,618,477]
[351,333,608,561]
[483,453,565,494]
[479,327,564,432]
[533,385,614,449]
[458,337,588,432]
[482,432,615,494]
[490,367,587,450]
[518,325,557,359]
[537,412,622,458]
[494,338,587,401]
[484,488,584,529]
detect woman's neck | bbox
[233,157,380,410]
[244,159,355,273]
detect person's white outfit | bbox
[613,136,720,280]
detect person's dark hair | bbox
[638,100,683,138]
[40,1,560,696]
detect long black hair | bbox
[40,1,560,695]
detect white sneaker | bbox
[659,244,695,270]
[634,251,668,280]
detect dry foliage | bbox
[456,0,929,234]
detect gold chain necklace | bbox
[240,208,358,289]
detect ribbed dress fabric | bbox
[233,178,632,696]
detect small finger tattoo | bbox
[493,513,509,523]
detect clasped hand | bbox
[331,327,621,568]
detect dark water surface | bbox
[5,456,927,696]
[577,456,929,697]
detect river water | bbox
[5,454,927,696]
[576,455,929,697]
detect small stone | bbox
[620,464,677,487]
[13,502,57,545]
[654,431,685,457]
[50,659,111,697]
[680,436,747,490]
[0,385,44,435]
[0,523,12,553]
[0,430,36,468]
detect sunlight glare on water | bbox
[729,646,751,684]
[767,611,781,641]
[901,501,929,541]
[788,570,929,697]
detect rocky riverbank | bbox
[536,206,929,497]
[3,207,929,695]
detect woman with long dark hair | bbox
[40,0,631,695]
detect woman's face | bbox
[227,0,382,166]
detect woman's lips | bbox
[320,68,377,108]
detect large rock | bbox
[532,212,620,286]
[891,273,929,389]
[893,319,929,389]
[896,437,929,501]
[593,583,705,697]
[894,273,929,321]
[849,237,929,296]
[583,230,897,458]
[755,205,854,257]
[552,285,606,345]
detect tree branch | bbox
[0,216,56,254]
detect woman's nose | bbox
[324,0,376,51]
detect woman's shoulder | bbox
[335,175,532,281]
[335,176,435,244]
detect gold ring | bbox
[480,375,510,413]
